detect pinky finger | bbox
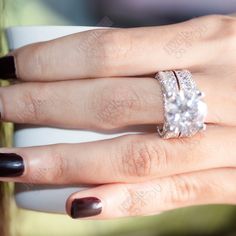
[66,168,236,219]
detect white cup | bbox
[6,26,141,214]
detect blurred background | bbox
[1,0,236,235]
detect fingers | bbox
[0,126,236,184]
[1,15,236,127]
[1,15,231,81]
[65,168,236,219]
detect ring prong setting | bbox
[199,123,206,131]
[155,70,207,139]
[196,90,205,98]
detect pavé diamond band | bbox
[155,70,207,139]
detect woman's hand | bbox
[1,14,236,219]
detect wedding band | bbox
[155,70,207,139]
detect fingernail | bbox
[0,153,24,177]
[70,197,102,219]
[0,56,17,79]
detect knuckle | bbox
[119,187,144,216]
[186,15,236,62]
[167,175,200,204]
[92,84,141,129]
[119,184,161,216]
[121,138,152,178]
[26,146,68,183]
[45,146,68,182]
[193,14,232,29]
[120,136,167,178]
[17,84,46,122]
[92,29,132,75]
[201,14,230,24]
[214,15,236,40]
[16,83,58,124]
[77,29,107,58]
[204,15,236,53]
[28,43,47,80]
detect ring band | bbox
[155,70,207,139]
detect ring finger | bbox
[0,71,230,129]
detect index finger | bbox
[0,15,227,81]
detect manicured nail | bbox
[70,197,102,219]
[0,56,17,79]
[0,153,24,177]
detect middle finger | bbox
[0,126,235,184]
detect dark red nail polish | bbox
[70,197,102,219]
[0,153,24,177]
[0,56,17,79]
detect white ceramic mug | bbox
[6,26,141,214]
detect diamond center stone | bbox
[165,90,207,136]
[155,70,207,138]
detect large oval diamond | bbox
[165,89,207,136]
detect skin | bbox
[0,14,236,219]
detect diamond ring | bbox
[155,70,207,139]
